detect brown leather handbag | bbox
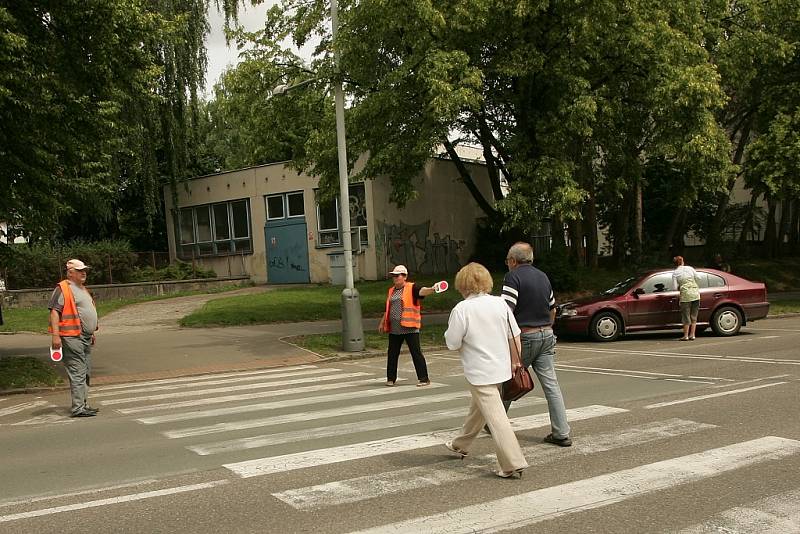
[501,313,535,402]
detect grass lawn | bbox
[769,300,800,315]
[180,278,469,327]
[0,284,250,333]
[0,357,63,390]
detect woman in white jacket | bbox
[444,262,529,478]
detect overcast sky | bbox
[204,2,272,96]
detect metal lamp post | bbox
[330,0,364,351]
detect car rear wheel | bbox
[590,311,622,342]
[711,306,742,336]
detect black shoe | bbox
[83,406,100,414]
[543,433,572,447]
[71,410,97,418]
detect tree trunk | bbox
[584,191,599,268]
[550,213,566,252]
[790,199,799,254]
[442,139,500,221]
[736,192,759,256]
[777,198,791,256]
[764,196,778,258]
[707,120,753,257]
[632,179,643,264]
[612,193,632,267]
[567,218,586,266]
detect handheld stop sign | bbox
[433,280,449,293]
[50,347,62,362]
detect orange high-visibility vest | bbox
[382,283,422,333]
[48,280,82,337]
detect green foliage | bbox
[2,240,137,288]
[534,249,581,292]
[132,260,216,282]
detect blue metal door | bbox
[265,218,310,283]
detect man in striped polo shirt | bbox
[501,242,572,446]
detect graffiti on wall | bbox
[376,220,465,275]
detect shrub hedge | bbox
[0,240,215,289]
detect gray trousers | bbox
[62,333,93,414]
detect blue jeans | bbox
[505,329,571,439]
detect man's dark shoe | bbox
[543,433,572,447]
[70,410,97,418]
[83,406,100,414]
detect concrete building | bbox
[164,156,492,284]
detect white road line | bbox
[164,391,473,439]
[558,364,734,381]
[0,480,229,523]
[13,414,72,426]
[101,372,369,406]
[751,328,800,333]
[91,365,317,392]
[645,382,788,409]
[189,407,472,455]
[273,417,710,510]
[563,346,800,366]
[556,368,714,384]
[0,479,160,508]
[93,367,337,399]
[224,405,628,478]
[0,401,50,418]
[137,383,447,425]
[675,488,800,533]
[116,377,379,415]
[759,335,780,339]
[347,436,800,534]
[711,374,791,389]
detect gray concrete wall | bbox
[2,277,250,309]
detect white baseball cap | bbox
[389,265,408,275]
[66,259,90,271]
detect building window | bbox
[266,194,285,220]
[177,199,252,258]
[314,183,368,247]
[266,191,305,221]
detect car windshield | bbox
[602,276,639,295]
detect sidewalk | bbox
[0,283,450,391]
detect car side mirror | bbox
[633,288,645,298]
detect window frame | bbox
[176,198,252,259]
[314,183,369,248]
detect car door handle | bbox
[713,293,723,299]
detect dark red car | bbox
[555,268,769,341]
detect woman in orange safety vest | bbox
[379,265,437,387]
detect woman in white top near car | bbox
[444,262,529,479]
[672,255,701,340]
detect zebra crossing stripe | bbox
[12,414,72,426]
[92,366,333,398]
[346,436,800,534]
[187,394,547,454]
[0,481,229,523]
[674,488,800,533]
[223,405,628,478]
[137,383,447,425]
[189,407,472,455]
[164,391,472,439]
[273,418,716,510]
[91,365,318,393]
[116,377,378,415]
[102,372,370,406]
[0,401,50,418]
[645,382,788,409]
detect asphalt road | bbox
[1,316,799,533]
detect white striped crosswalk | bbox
[1,361,798,532]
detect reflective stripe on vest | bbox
[382,283,422,332]
[48,280,82,337]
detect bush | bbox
[132,261,216,282]
[1,240,137,289]
[535,248,581,292]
